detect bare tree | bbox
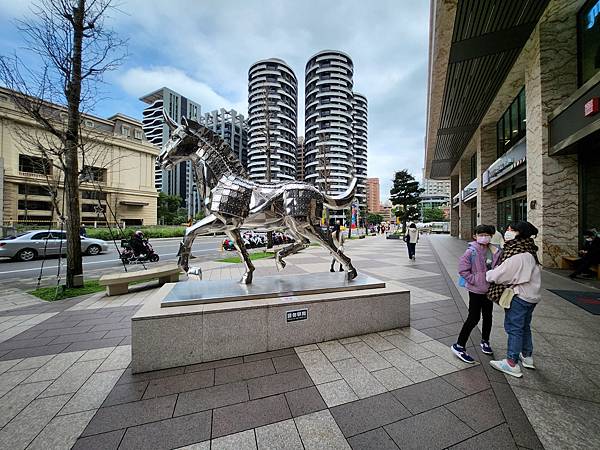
[0,0,127,287]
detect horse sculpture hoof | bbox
[275,257,286,271]
[241,272,253,284]
[188,267,202,279]
[347,268,358,281]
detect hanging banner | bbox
[351,202,358,229]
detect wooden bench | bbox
[99,265,181,296]
[560,256,600,280]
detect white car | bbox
[0,230,109,262]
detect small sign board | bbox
[585,97,600,117]
[286,309,307,322]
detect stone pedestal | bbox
[131,274,410,373]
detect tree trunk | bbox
[64,1,85,288]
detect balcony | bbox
[461,178,478,202]
[482,138,526,188]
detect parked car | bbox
[0,230,109,262]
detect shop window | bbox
[578,0,600,85]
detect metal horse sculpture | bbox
[157,112,358,284]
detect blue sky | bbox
[0,0,430,201]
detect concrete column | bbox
[450,175,459,237]
[525,0,579,267]
[458,157,472,240]
[477,124,498,226]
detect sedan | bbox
[0,230,109,262]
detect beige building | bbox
[366,178,381,213]
[426,0,600,267]
[0,88,158,227]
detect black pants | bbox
[457,292,493,347]
[407,243,416,258]
[573,255,600,276]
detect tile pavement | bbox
[0,234,598,448]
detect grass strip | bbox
[29,280,104,301]
[219,251,275,263]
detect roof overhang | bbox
[425,0,549,180]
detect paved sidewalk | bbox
[0,235,598,449]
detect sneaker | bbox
[490,359,523,378]
[451,344,476,364]
[480,341,493,355]
[519,353,535,369]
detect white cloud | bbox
[117,66,246,114]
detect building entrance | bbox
[495,171,527,232]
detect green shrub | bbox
[87,226,186,241]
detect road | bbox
[0,236,227,289]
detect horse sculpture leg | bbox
[178,214,222,274]
[225,229,255,284]
[274,220,310,271]
[300,221,358,280]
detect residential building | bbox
[200,108,248,169]
[425,0,600,267]
[0,87,158,227]
[247,58,298,182]
[353,92,368,208]
[296,136,305,181]
[305,50,367,221]
[419,168,451,218]
[366,177,380,213]
[140,87,201,217]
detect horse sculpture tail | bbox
[323,178,358,209]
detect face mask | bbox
[476,236,491,245]
[585,238,594,242]
[504,230,517,241]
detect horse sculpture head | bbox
[158,111,202,170]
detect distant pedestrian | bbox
[79,224,87,237]
[569,229,600,279]
[404,223,419,260]
[451,224,501,364]
[487,221,542,378]
[330,223,344,272]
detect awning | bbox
[425,0,549,179]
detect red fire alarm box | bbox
[585,97,600,116]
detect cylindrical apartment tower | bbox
[304,50,354,220]
[352,92,368,209]
[247,58,298,182]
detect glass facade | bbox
[495,171,527,232]
[578,0,600,85]
[580,148,600,235]
[496,88,526,157]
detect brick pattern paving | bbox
[0,235,599,449]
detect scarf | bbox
[487,237,539,303]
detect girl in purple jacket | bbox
[451,224,502,364]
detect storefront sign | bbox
[584,97,600,116]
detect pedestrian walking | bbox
[487,221,542,378]
[404,223,419,260]
[451,225,502,364]
[330,223,344,272]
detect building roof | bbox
[424,0,549,179]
